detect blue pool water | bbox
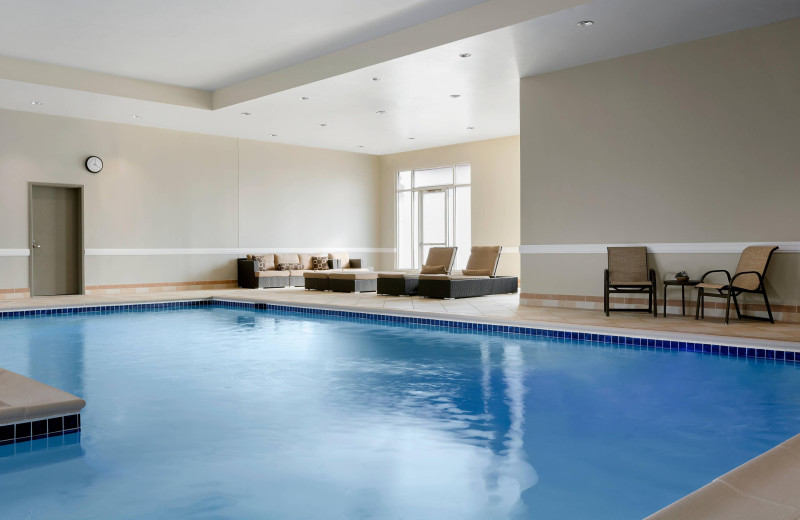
[1,306,799,519]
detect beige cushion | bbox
[299,253,321,270]
[252,254,275,271]
[255,270,290,278]
[0,368,86,423]
[342,268,369,272]
[465,246,502,276]
[303,271,330,279]
[290,269,315,276]
[421,264,447,274]
[329,272,377,280]
[425,247,457,272]
[377,272,407,279]
[462,268,491,276]
[329,252,350,268]
[418,274,489,280]
[696,282,725,290]
[275,253,300,265]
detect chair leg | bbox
[695,289,701,320]
[724,290,732,325]
[732,292,742,319]
[604,288,609,316]
[763,289,775,324]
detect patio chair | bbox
[377,246,457,296]
[694,245,779,324]
[417,246,518,299]
[604,247,657,317]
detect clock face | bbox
[86,156,103,173]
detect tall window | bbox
[396,165,471,270]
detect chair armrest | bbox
[699,269,731,284]
[730,270,765,288]
[237,259,258,288]
[604,269,609,286]
[649,268,656,284]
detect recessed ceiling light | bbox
[459,53,471,58]
[376,110,386,115]
[31,101,42,105]
[577,20,594,27]
[301,97,310,100]
[320,123,327,127]
[408,137,415,140]
[466,126,475,130]
[372,77,380,81]
[132,115,142,119]
[269,133,278,137]
[357,145,365,148]
[241,112,251,116]
[450,94,461,99]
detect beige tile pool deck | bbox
[2,287,798,350]
[3,287,800,518]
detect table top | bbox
[663,279,700,286]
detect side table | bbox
[663,279,700,317]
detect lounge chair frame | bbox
[695,246,778,324]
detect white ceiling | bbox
[0,0,489,90]
[0,0,798,155]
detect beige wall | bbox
[520,18,800,305]
[0,109,382,289]
[378,136,520,276]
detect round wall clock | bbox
[85,156,103,173]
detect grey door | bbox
[30,185,82,296]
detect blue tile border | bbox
[1,298,798,365]
[0,414,81,446]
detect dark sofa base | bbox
[304,276,329,291]
[330,278,377,293]
[418,276,518,299]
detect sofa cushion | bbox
[255,270,290,278]
[252,254,274,271]
[299,254,321,270]
[329,272,377,280]
[328,252,350,269]
[275,253,300,265]
[312,256,329,270]
[303,271,330,279]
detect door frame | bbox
[28,182,85,296]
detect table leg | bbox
[681,285,686,315]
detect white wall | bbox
[520,18,800,305]
[378,136,520,276]
[0,109,382,289]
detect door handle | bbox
[32,242,41,248]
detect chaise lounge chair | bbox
[695,245,779,324]
[377,247,458,296]
[604,246,657,317]
[416,246,518,299]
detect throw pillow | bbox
[462,268,491,276]
[312,256,329,270]
[276,263,291,271]
[252,255,271,272]
[420,264,447,274]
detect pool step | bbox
[646,433,800,520]
[0,368,85,445]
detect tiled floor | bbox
[3,287,799,350]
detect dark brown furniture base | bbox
[663,279,699,316]
[304,275,329,291]
[237,259,289,289]
[377,276,419,296]
[418,276,518,299]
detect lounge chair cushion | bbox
[377,272,408,279]
[465,246,502,276]
[421,264,447,274]
[462,268,492,276]
[418,274,490,280]
[255,270,290,278]
[427,247,457,270]
[329,252,350,268]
